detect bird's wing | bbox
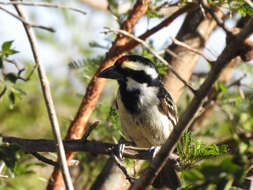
[158,87,178,128]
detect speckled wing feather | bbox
[158,87,178,128]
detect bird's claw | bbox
[150,146,161,159]
[117,143,126,161]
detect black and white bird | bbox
[98,55,181,189]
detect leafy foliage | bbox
[177,132,228,168]
[207,0,253,16]
[181,155,248,189]
[142,48,169,75]
[0,143,41,178]
[1,41,19,58]
[68,56,104,82]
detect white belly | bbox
[117,92,173,148]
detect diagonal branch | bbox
[131,18,253,190]
[0,5,55,32]
[123,3,199,52]
[171,37,214,62]
[11,2,73,190]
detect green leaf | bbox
[218,82,228,93]
[4,49,19,56]
[182,168,204,181]
[2,41,14,51]
[1,41,19,57]
[177,132,228,167]
[0,144,20,171]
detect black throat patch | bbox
[119,80,141,114]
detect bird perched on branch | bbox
[98,55,181,189]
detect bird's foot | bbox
[150,146,161,159]
[117,143,126,161]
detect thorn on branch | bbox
[32,152,59,167]
[111,153,135,184]
[82,121,100,140]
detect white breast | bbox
[117,83,174,147]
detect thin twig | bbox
[11,3,73,190]
[82,121,100,140]
[112,154,135,184]
[6,58,38,81]
[104,27,197,95]
[171,38,214,62]
[227,73,247,88]
[0,1,86,15]
[32,152,59,167]
[157,49,179,59]
[200,0,232,36]
[0,5,55,32]
[165,49,179,59]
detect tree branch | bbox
[1,136,158,160]
[131,18,253,190]
[123,3,199,52]
[171,37,213,62]
[0,1,86,15]
[200,0,232,36]
[0,5,55,32]
[11,2,73,190]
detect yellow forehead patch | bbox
[121,61,140,70]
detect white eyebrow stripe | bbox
[143,66,159,79]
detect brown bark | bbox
[162,9,224,102]
[193,16,253,130]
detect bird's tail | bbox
[152,160,181,189]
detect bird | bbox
[98,55,181,189]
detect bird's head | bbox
[98,55,160,86]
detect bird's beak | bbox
[98,65,122,79]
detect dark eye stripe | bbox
[121,69,159,86]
